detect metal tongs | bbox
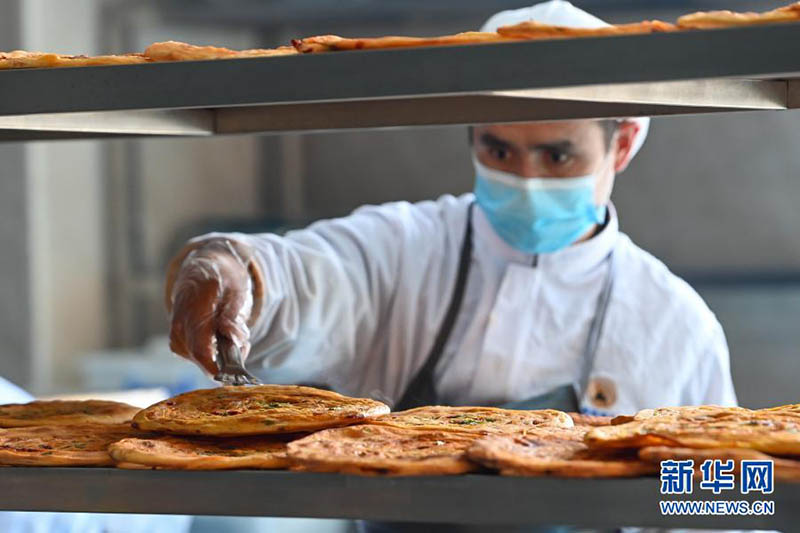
[214,333,261,386]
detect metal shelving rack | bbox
[2,22,800,529]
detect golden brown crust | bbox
[287,425,478,476]
[497,20,676,39]
[144,41,296,62]
[677,6,800,29]
[133,385,390,437]
[469,426,656,478]
[369,406,573,436]
[0,400,140,427]
[569,412,614,427]
[0,51,148,70]
[586,405,800,456]
[291,32,517,53]
[108,435,290,470]
[638,446,800,482]
[0,424,146,466]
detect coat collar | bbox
[472,197,619,278]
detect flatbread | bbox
[0,423,145,466]
[132,385,390,437]
[144,41,296,62]
[468,426,656,478]
[108,435,290,470]
[0,51,148,70]
[677,5,800,29]
[0,399,140,427]
[569,412,613,427]
[368,406,573,436]
[639,446,800,482]
[585,406,800,456]
[496,20,676,39]
[291,32,517,53]
[287,425,478,476]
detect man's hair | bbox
[467,120,619,149]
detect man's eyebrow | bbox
[479,133,512,149]
[528,140,575,152]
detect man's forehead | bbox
[476,121,602,145]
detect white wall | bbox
[21,0,107,392]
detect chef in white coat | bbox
[166,0,736,418]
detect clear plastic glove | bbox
[165,238,261,376]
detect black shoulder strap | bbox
[395,203,474,410]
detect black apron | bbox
[359,204,618,533]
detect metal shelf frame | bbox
[3,20,800,530]
[1,23,800,140]
[1,468,796,530]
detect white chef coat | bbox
[213,193,736,415]
[0,377,192,533]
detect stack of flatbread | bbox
[0,385,391,470]
[581,405,800,481]
[2,2,800,69]
[5,388,800,479]
[287,406,575,476]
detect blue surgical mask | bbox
[473,157,607,254]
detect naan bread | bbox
[496,20,676,39]
[677,4,800,29]
[133,385,390,437]
[0,51,148,70]
[586,405,800,456]
[109,435,290,470]
[369,406,573,436]
[0,423,144,466]
[0,399,140,427]
[144,41,296,61]
[639,446,800,482]
[292,32,516,53]
[469,426,656,478]
[288,425,478,476]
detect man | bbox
[167,1,735,419]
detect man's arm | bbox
[166,197,464,387]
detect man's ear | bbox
[613,120,641,173]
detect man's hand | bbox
[166,238,258,376]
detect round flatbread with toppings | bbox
[585,406,800,456]
[638,446,800,482]
[496,20,676,39]
[368,406,573,436]
[0,423,144,466]
[677,5,800,30]
[0,51,148,70]
[132,385,390,437]
[144,41,296,62]
[468,426,656,478]
[0,399,140,427]
[291,32,517,53]
[109,435,290,470]
[288,425,478,476]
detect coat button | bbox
[587,376,617,409]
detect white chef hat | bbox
[481,0,650,163]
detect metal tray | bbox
[1,23,800,140]
[0,468,796,529]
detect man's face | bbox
[471,120,638,204]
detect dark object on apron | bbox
[361,203,618,533]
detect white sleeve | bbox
[202,198,461,391]
[685,321,738,407]
[0,377,33,403]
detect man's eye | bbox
[547,150,570,164]
[489,147,510,161]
